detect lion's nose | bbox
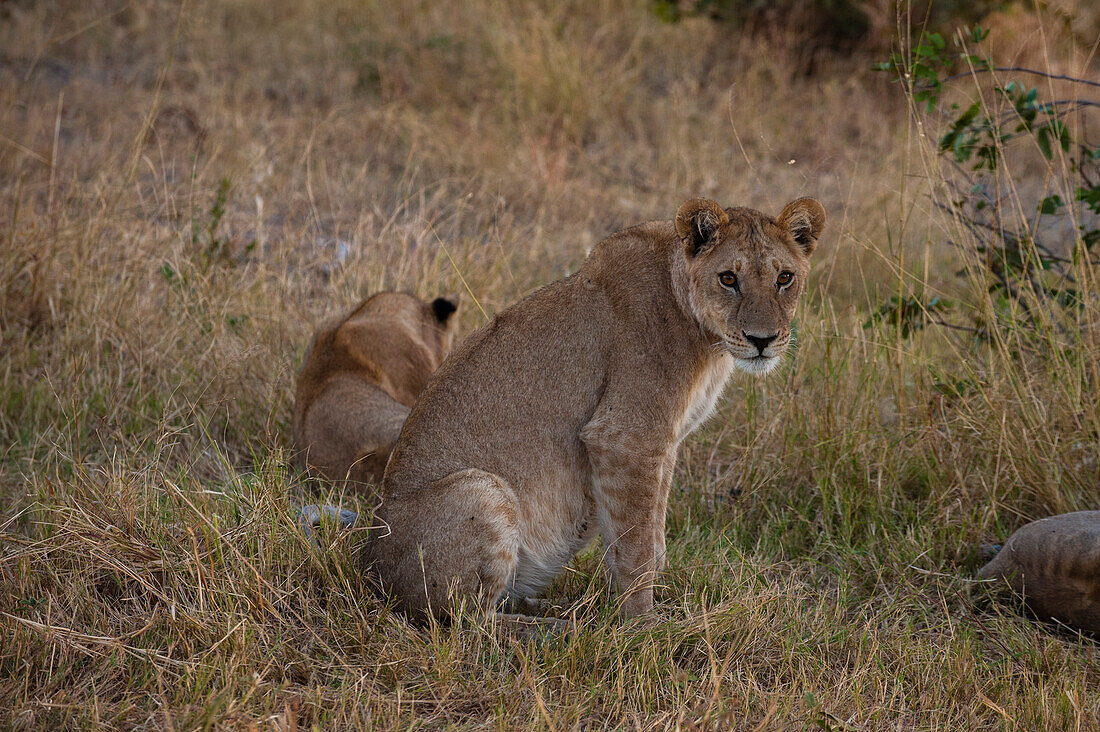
[743,331,778,354]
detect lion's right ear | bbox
[676,199,730,257]
[431,296,458,324]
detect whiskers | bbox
[708,339,731,356]
[709,336,747,360]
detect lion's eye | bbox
[718,271,738,289]
[776,271,793,287]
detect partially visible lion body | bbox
[292,292,457,488]
[366,197,825,620]
[980,511,1100,634]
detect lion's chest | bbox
[675,354,734,443]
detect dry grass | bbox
[1,0,1098,728]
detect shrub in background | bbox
[651,0,1005,58]
[873,26,1099,354]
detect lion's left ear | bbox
[777,198,826,256]
[431,296,458,324]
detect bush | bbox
[873,26,1099,351]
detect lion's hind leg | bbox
[368,468,522,619]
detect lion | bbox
[979,511,1100,635]
[292,291,459,489]
[363,196,826,621]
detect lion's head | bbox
[342,291,460,370]
[674,197,825,375]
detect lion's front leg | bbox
[582,421,668,617]
[653,448,677,577]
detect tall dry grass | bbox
[1,0,1098,728]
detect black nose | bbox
[743,331,778,354]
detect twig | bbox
[1019,99,1100,113]
[941,66,1100,89]
[931,319,979,334]
[0,133,50,165]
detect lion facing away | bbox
[293,291,458,489]
[365,197,826,620]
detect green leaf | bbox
[1036,127,1052,159]
[1039,195,1063,215]
[939,102,980,161]
[1075,185,1100,214]
[650,1,680,23]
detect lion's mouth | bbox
[731,353,780,375]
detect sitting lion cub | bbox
[293,292,458,488]
[365,197,825,619]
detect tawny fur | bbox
[365,198,826,619]
[980,511,1100,634]
[292,292,458,489]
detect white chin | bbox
[733,356,779,375]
